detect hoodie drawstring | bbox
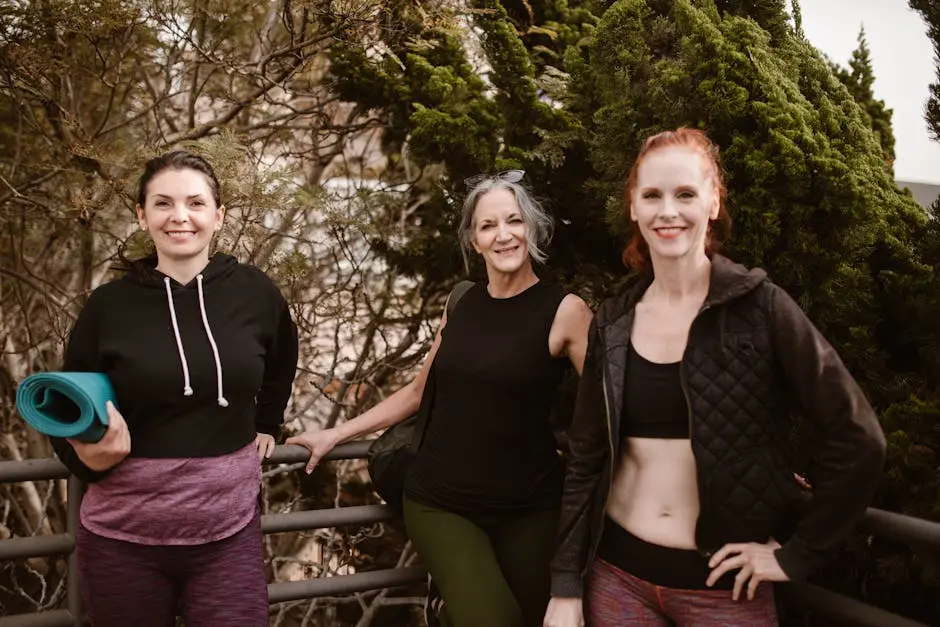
[196,274,229,407]
[163,275,229,407]
[164,277,194,397]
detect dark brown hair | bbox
[136,150,221,208]
[622,128,731,269]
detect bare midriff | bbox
[605,437,699,549]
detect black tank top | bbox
[404,281,568,517]
[622,342,689,439]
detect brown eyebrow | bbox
[153,193,206,200]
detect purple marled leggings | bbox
[587,558,778,627]
[76,512,268,627]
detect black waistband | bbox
[596,516,735,590]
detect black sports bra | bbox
[622,342,689,439]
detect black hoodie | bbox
[51,254,298,482]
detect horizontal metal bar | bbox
[0,442,374,485]
[262,504,397,534]
[0,534,73,561]
[0,458,69,483]
[782,582,929,627]
[861,507,940,552]
[0,577,927,626]
[0,506,396,559]
[268,566,428,604]
[0,610,75,627]
[266,440,372,465]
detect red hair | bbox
[622,127,731,269]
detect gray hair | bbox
[457,178,554,272]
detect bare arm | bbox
[332,370,427,443]
[549,294,594,376]
[287,306,449,472]
[543,597,584,627]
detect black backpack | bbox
[367,281,473,511]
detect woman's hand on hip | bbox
[706,538,790,601]
[254,433,276,460]
[543,597,584,627]
[67,401,131,472]
[285,428,340,474]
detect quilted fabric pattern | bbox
[685,287,793,540]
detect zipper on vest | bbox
[585,353,617,576]
[679,361,693,448]
[684,303,713,559]
[601,374,615,490]
[682,303,709,437]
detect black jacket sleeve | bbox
[768,283,886,580]
[550,316,611,598]
[254,295,299,440]
[50,292,113,483]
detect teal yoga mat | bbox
[16,373,115,443]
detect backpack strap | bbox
[406,280,475,455]
[445,280,474,317]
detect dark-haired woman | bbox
[543,128,885,627]
[50,151,298,627]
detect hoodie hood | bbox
[598,254,768,328]
[702,254,767,308]
[125,253,239,289]
[123,253,241,407]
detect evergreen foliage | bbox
[831,28,896,164]
[909,0,940,141]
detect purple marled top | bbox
[80,442,260,545]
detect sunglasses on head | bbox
[463,169,526,189]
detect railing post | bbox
[66,476,85,627]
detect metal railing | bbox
[1,443,938,627]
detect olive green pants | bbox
[402,494,559,627]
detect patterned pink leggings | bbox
[587,558,778,627]
[76,512,268,627]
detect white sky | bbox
[798,0,940,183]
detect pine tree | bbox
[832,27,896,164]
[909,0,940,141]
[790,0,804,37]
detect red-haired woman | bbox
[542,128,885,626]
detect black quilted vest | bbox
[598,257,806,559]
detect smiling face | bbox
[629,145,719,265]
[471,188,531,275]
[136,167,224,265]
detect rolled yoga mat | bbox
[16,372,116,443]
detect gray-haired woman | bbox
[288,171,593,627]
